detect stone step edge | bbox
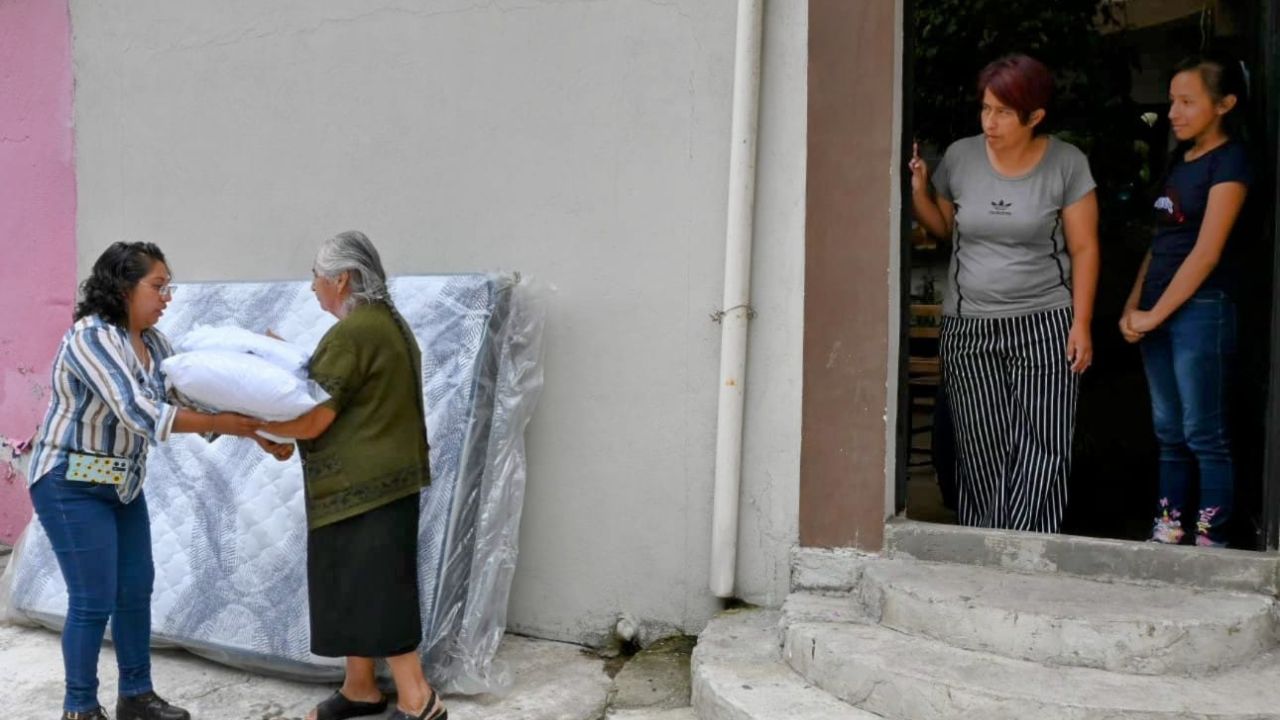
[691,609,883,720]
[883,520,1280,595]
[854,559,1279,675]
[791,547,1212,604]
[793,540,1280,597]
[784,620,1280,719]
[794,581,1278,677]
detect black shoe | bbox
[62,709,109,720]
[116,691,191,720]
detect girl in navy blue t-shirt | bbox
[1119,54,1252,547]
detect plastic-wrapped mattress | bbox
[7,273,544,694]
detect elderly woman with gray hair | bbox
[259,231,444,720]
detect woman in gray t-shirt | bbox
[909,54,1099,533]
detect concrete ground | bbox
[0,622,696,720]
[0,548,693,720]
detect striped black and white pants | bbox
[940,306,1079,532]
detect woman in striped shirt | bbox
[26,242,263,720]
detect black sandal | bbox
[388,688,447,720]
[313,690,389,720]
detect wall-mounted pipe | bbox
[710,0,765,599]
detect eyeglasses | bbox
[144,282,176,299]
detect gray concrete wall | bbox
[69,0,806,644]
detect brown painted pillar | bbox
[800,0,898,550]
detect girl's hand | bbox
[909,141,929,196]
[254,435,295,462]
[1126,309,1161,336]
[1066,321,1093,373]
[1118,309,1144,344]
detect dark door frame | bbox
[1260,0,1280,550]
[896,1,1280,550]
[893,0,915,515]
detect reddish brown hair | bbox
[977,54,1054,133]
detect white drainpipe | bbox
[710,0,765,599]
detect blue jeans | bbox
[29,463,155,712]
[1140,291,1237,545]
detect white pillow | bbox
[162,351,328,422]
[175,325,311,377]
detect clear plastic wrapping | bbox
[6,273,545,694]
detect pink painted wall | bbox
[0,0,76,544]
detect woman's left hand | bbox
[1066,321,1093,374]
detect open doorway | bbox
[896,0,1280,549]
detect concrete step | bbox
[791,546,873,593]
[780,591,868,627]
[858,558,1279,674]
[791,550,1279,674]
[881,519,1280,595]
[784,620,1280,720]
[691,608,882,720]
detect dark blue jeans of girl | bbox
[1140,290,1237,546]
[29,463,156,713]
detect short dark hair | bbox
[75,242,168,327]
[977,54,1055,134]
[1173,52,1249,140]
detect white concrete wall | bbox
[69,0,806,645]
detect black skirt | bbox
[307,493,423,658]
